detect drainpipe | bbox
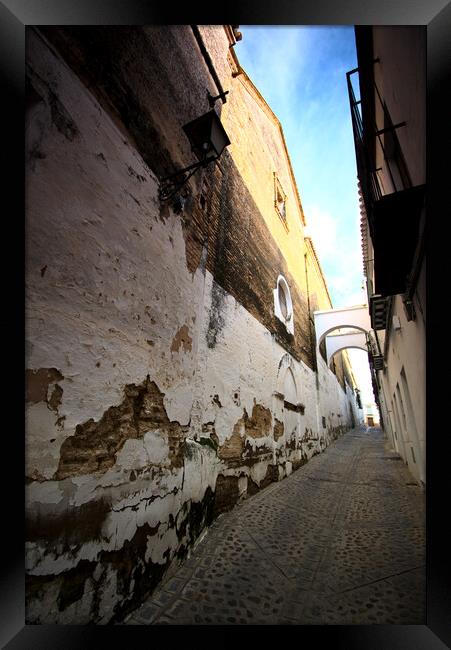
[191,25,228,105]
[304,251,321,438]
[304,252,317,373]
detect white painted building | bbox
[348,26,426,483]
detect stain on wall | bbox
[170,324,193,354]
[212,474,241,516]
[274,418,284,441]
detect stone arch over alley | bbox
[325,333,368,368]
[314,305,371,347]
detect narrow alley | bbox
[123,425,425,625]
[22,25,428,631]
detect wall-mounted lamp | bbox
[159,109,231,201]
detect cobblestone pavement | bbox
[123,426,425,625]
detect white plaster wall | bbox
[26,29,206,481]
[25,265,359,581]
[366,26,426,484]
[379,281,425,483]
[200,276,358,463]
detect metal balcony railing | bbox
[346,68,380,218]
[346,62,424,299]
[346,65,412,229]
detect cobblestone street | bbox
[123,426,425,625]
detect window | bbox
[274,275,294,334]
[278,281,288,319]
[274,173,287,226]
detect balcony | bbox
[369,294,388,330]
[371,354,384,371]
[346,66,426,298]
[371,184,425,296]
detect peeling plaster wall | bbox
[25,27,361,624]
[200,281,352,480]
[26,28,212,623]
[378,285,426,483]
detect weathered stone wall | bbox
[25,26,360,623]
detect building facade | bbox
[25,25,361,623]
[347,26,426,484]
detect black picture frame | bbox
[2,0,449,647]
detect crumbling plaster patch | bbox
[170,324,193,354]
[202,278,321,442]
[26,402,66,480]
[26,428,223,577]
[55,378,190,480]
[26,367,64,404]
[26,32,210,483]
[198,276,358,489]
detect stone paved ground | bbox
[123,426,425,625]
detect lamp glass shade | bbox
[182,110,231,162]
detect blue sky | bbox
[235,26,365,309]
[235,26,375,409]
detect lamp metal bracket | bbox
[207,89,229,107]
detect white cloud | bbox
[305,205,364,308]
[305,205,338,261]
[343,289,367,307]
[236,27,312,126]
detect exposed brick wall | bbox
[185,153,314,366]
[40,25,315,368]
